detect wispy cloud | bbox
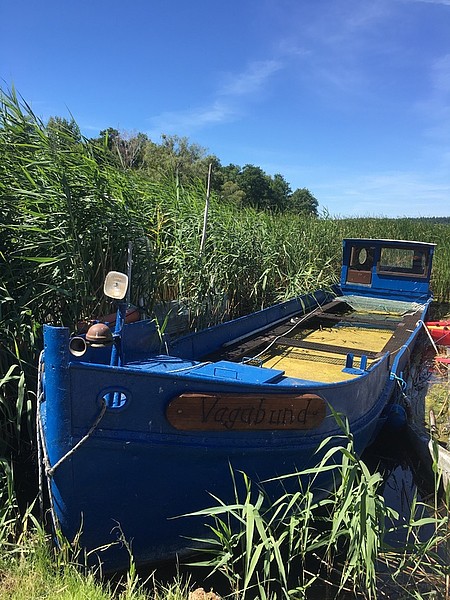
[148,101,234,137]
[273,1,396,102]
[218,60,282,96]
[313,170,450,217]
[147,59,283,137]
[407,0,450,5]
[247,149,450,216]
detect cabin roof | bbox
[343,238,436,248]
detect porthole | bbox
[357,248,367,265]
[100,389,129,409]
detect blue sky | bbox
[1,0,450,217]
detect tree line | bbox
[47,116,319,216]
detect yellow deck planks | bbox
[263,326,392,383]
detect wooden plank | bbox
[345,269,372,285]
[205,334,273,362]
[316,313,399,330]
[274,337,379,358]
[379,309,422,356]
[166,392,326,431]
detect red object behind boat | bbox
[425,320,450,345]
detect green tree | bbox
[98,127,121,150]
[120,131,148,169]
[96,128,148,169]
[238,164,276,209]
[47,116,82,149]
[143,134,217,184]
[270,173,292,211]
[219,180,245,205]
[215,163,244,204]
[289,188,319,217]
[220,163,241,181]
[93,127,123,167]
[88,128,320,216]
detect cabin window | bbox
[346,245,374,285]
[350,246,374,270]
[378,247,428,277]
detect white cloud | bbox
[148,101,235,138]
[272,1,396,102]
[218,60,282,97]
[313,171,450,217]
[147,59,284,137]
[407,0,450,5]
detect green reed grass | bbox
[0,526,191,600]
[2,84,450,483]
[0,460,189,600]
[184,416,449,600]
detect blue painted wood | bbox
[340,238,435,302]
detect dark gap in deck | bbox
[315,313,399,330]
[201,299,348,362]
[274,337,379,358]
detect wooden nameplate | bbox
[166,392,326,431]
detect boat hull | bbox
[43,364,392,569]
[41,322,401,570]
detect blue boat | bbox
[38,238,435,570]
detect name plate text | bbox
[166,392,326,431]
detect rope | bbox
[36,404,61,537]
[418,319,439,355]
[242,302,330,365]
[45,401,107,477]
[390,371,407,391]
[35,355,107,536]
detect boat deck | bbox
[202,298,423,384]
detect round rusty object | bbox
[86,323,113,347]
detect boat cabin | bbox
[340,238,434,304]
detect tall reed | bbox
[184,416,449,599]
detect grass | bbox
[425,358,450,447]
[0,434,448,599]
[0,468,190,600]
[0,530,191,600]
